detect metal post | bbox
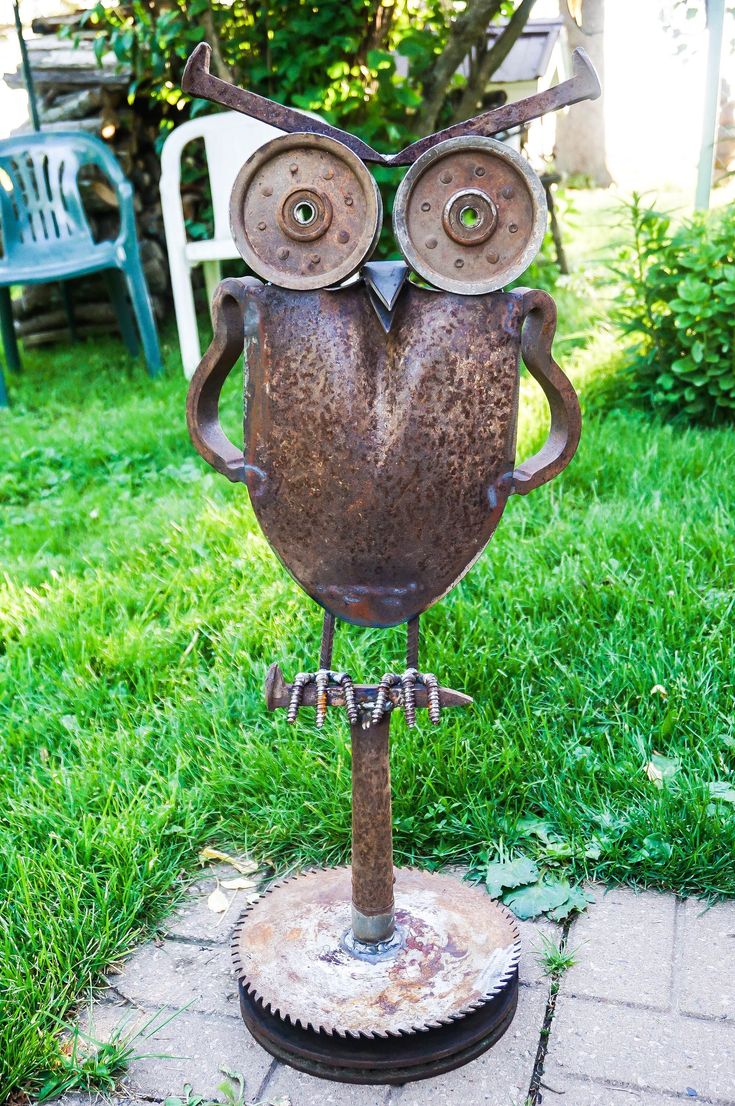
[695,0,726,210]
[350,714,395,944]
[12,0,40,133]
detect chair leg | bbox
[121,259,163,377]
[0,361,8,408]
[169,250,201,380]
[104,270,139,357]
[60,280,78,343]
[0,287,21,374]
[202,259,222,325]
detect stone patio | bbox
[56,869,735,1106]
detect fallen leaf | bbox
[221,876,258,891]
[708,781,735,803]
[486,856,539,899]
[645,752,679,788]
[650,684,668,698]
[207,886,229,913]
[199,847,259,875]
[268,1097,292,1106]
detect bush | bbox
[611,195,735,423]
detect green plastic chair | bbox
[0,131,162,406]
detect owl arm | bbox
[186,277,262,483]
[510,288,582,496]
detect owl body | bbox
[243,282,525,627]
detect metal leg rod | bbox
[350,713,395,944]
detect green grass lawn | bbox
[2,206,735,1097]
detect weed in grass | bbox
[536,933,579,978]
[34,1006,180,1102]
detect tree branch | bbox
[415,0,503,135]
[202,7,235,84]
[452,0,538,123]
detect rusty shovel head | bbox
[242,281,525,628]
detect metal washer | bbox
[393,135,547,295]
[230,133,382,291]
[231,866,520,1084]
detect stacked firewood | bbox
[5,11,171,347]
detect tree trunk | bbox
[554,0,612,185]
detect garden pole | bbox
[350,714,395,945]
[695,0,726,210]
[12,0,40,132]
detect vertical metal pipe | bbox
[350,714,395,944]
[695,0,726,210]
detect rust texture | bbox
[229,133,382,290]
[183,42,599,167]
[187,279,581,629]
[264,663,473,712]
[351,716,394,926]
[231,867,520,1038]
[393,136,547,295]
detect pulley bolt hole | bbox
[294,201,317,226]
[459,206,480,228]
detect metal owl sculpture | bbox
[185,43,599,1085]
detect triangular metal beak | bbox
[362,261,409,333]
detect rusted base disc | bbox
[231,867,520,1084]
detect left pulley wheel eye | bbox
[230,132,382,291]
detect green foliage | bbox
[611,194,735,423]
[35,1008,178,1102]
[82,1,445,150]
[536,933,578,977]
[485,853,593,921]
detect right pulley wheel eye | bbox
[392,135,548,295]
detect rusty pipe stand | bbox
[231,666,521,1084]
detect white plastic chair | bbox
[160,111,284,378]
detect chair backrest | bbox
[0,131,127,261]
[160,111,285,244]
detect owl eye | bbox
[230,133,382,290]
[392,136,547,295]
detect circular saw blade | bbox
[231,866,520,1040]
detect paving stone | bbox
[112,938,240,1019]
[537,1076,693,1105]
[77,1002,272,1100]
[564,886,676,1010]
[163,867,261,945]
[263,1065,389,1106]
[677,897,735,1022]
[544,994,735,1103]
[394,978,548,1106]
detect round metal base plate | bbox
[231,867,520,1084]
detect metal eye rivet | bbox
[425,237,437,249]
[344,195,354,207]
[322,168,334,180]
[440,171,452,184]
[509,223,518,234]
[501,185,514,199]
[474,166,486,177]
[262,186,273,197]
[289,163,298,174]
[277,246,290,260]
[487,251,499,263]
[454,258,464,268]
[310,253,321,264]
[421,201,431,212]
[337,230,350,243]
[257,221,267,231]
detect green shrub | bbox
[611,194,735,423]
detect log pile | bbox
[6,11,171,347]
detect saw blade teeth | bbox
[232,864,521,1041]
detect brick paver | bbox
[53,875,735,1106]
